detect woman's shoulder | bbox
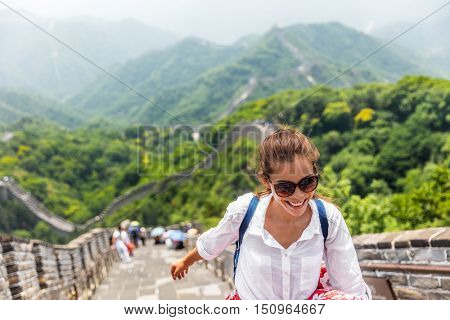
[225,192,255,218]
[228,192,254,209]
[313,197,343,221]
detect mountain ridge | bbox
[71,21,425,126]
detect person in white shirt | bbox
[120,225,135,257]
[112,224,131,263]
[171,127,371,300]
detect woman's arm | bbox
[324,205,372,299]
[170,192,254,280]
[195,193,254,260]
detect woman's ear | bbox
[258,174,271,189]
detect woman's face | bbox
[266,155,315,218]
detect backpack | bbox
[233,196,329,280]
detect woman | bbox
[112,224,131,263]
[170,128,371,300]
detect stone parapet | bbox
[0,228,116,300]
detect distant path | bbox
[274,28,317,84]
[219,77,258,119]
[0,177,76,233]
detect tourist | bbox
[120,222,135,257]
[170,127,371,300]
[139,227,147,246]
[112,224,131,263]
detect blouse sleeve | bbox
[196,193,254,261]
[324,204,372,299]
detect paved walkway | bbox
[92,244,231,300]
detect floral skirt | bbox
[226,263,366,300]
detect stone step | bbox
[91,245,230,300]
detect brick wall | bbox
[353,227,449,300]
[0,228,117,300]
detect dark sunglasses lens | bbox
[300,176,318,192]
[274,182,296,197]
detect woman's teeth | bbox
[286,199,306,208]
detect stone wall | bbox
[353,227,449,300]
[0,228,116,300]
[0,241,12,299]
[185,227,450,300]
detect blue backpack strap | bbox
[233,195,259,280]
[314,198,328,242]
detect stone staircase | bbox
[92,244,230,300]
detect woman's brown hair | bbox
[255,126,333,203]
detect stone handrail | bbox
[184,227,450,300]
[0,228,116,300]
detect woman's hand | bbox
[170,258,190,280]
[170,247,203,280]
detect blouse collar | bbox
[253,193,322,250]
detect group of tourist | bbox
[111,221,148,263]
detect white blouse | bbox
[196,192,371,300]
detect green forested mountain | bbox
[0,89,82,128]
[0,118,135,223]
[0,13,177,99]
[1,76,448,243]
[69,37,247,123]
[72,22,425,126]
[104,76,449,234]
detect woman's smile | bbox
[285,198,307,208]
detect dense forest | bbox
[105,76,449,234]
[0,76,448,242]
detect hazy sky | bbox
[2,0,449,43]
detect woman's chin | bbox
[281,200,308,217]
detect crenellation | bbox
[0,244,13,300]
[431,228,450,247]
[1,236,40,300]
[0,229,115,300]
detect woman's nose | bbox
[292,185,307,199]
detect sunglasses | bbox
[269,174,319,197]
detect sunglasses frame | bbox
[267,174,319,198]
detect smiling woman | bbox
[171,127,371,300]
